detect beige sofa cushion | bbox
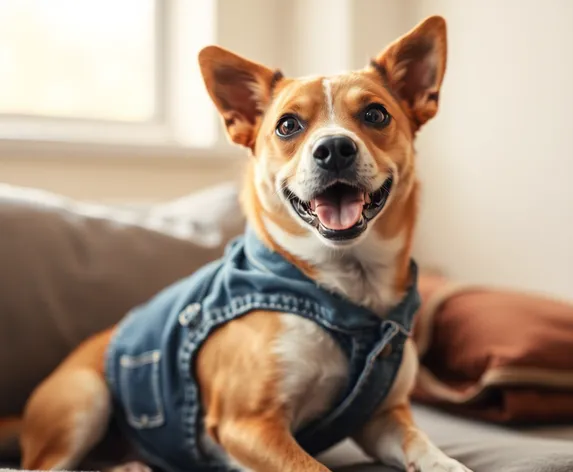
[0,183,244,416]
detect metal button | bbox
[139,415,149,426]
[178,302,201,326]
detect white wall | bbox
[405,0,573,301]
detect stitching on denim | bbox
[201,295,360,335]
[119,349,165,429]
[150,354,165,426]
[120,350,160,367]
[180,329,203,462]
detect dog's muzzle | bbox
[284,176,394,242]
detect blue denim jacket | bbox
[105,225,420,472]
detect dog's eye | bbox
[362,104,391,128]
[276,115,303,138]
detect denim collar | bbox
[242,224,420,333]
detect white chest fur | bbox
[264,217,405,316]
[274,314,349,431]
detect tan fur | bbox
[197,310,284,441]
[239,162,317,278]
[380,181,420,294]
[11,15,470,472]
[19,329,115,470]
[196,310,328,471]
[198,46,280,151]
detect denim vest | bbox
[105,226,420,472]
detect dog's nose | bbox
[312,135,357,172]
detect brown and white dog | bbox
[1,15,472,472]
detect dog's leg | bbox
[20,330,114,470]
[217,416,330,472]
[353,340,471,471]
[197,310,331,472]
[355,403,471,472]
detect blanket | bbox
[412,273,573,424]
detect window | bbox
[0,0,156,122]
[0,0,218,149]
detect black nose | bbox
[312,135,358,172]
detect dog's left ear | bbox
[198,46,281,151]
[371,15,447,131]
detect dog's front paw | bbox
[407,451,472,472]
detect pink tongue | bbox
[313,191,364,230]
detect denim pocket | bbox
[118,350,165,429]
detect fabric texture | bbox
[105,225,420,471]
[412,272,573,424]
[0,182,243,416]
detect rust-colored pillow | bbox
[412,273,573,424]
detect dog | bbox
[2,15,472,472]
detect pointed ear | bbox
[198,46,282,150]
[371,16,447,130]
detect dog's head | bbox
[199,16,446,273]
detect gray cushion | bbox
[320,405,573,471]
[0,182,244,416]
[413,405,573,472]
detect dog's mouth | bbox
[285,176,393,241]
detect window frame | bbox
[0,0,238,158]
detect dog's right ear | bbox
[198,46,281,150]
[371,16,447,132]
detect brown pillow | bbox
[0,183,244,416]
[412,273,573,424]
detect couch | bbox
[1,182,572,471]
